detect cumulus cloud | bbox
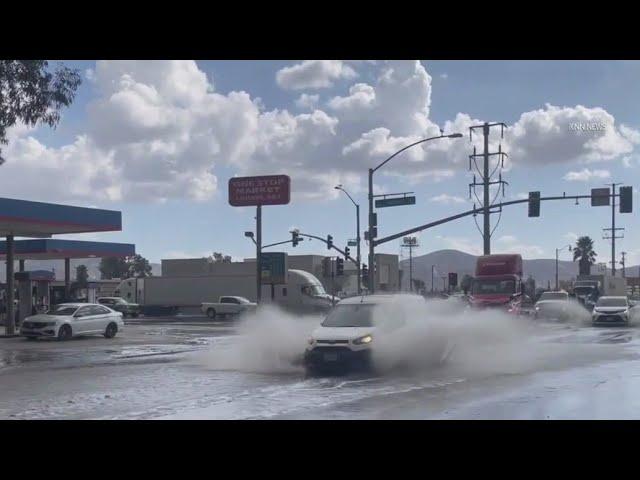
[563,168,611,182]
[328,83,376,110]
[295,93,319,110]
[3,61,260,203]
[4,60,640,207]
[276,60,357,90]
[507,104,637,166]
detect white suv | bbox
[303,294,452,373]
[592,296,632,326]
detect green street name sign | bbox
[375,196,416,208]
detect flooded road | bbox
[2,316,640,419]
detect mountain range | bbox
[399,249,639,290]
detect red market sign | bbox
[228,175,291,207]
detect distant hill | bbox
[0,258,161,282]
[400,249,637,290]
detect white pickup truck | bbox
[201,296,257,320]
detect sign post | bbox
[229,175,290,304]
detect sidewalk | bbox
[0,324,21,338]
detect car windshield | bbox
[574,286,596,295]
[539,292,568,301]
[472,279,515,295]
[321,304,375,327]
[49,306,79,316]
[302,284,327,297]
[597,297,628,307]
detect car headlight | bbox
[535,306,540,311]
[353,334,373,345]
[307,338,315,345]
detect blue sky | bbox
[3,60,639,268]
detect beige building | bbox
[161,253,400,296]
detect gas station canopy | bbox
[0,239,135,261]
[0,197,121,237]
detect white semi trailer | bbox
[115,269,336,315]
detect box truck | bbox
[468,254,524,314]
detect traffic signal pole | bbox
[603,183,625,277]
[295,232,358,264]
[374,193,600,247]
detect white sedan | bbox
[20,303,124,341]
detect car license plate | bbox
[324,352,339,362]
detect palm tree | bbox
[573,236,597,276]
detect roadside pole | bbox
[6,235,15,334]
[229,175,290,306]
[256,205,262,304]
[331,257,336,307]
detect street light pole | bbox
[431,265,435,293]
[335,185,361,294]
[367,133,463,294]
[555,245,572,291]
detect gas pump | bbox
[14,270,55,325]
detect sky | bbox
[2,60,639,269]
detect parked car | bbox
[97,297,141,318]
[20,303,124,341]
[592,296,632,326]
[201,296,257,320]
[534,290,571,321]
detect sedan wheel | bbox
[57,325,72,341]
[104,322,118,339]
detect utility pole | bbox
[621,251,626,278]
[603,183,624,277]
[555,245,572,291]
[469,122,508,255]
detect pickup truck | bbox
[201,296,257,320]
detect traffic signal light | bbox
[448,272,458,288]
[327,235,333,250]
[361,263,368,282]
[528,191,540,217]
[336,258,344,276]
[620,186,633,213]
[344,247,350,259]
[291,230,300,247]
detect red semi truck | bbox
[468,254,524,314]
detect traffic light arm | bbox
[296,232,359,265]
[262,238,305,249]
[374,193,598,247]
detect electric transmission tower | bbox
[468,122,509,255]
